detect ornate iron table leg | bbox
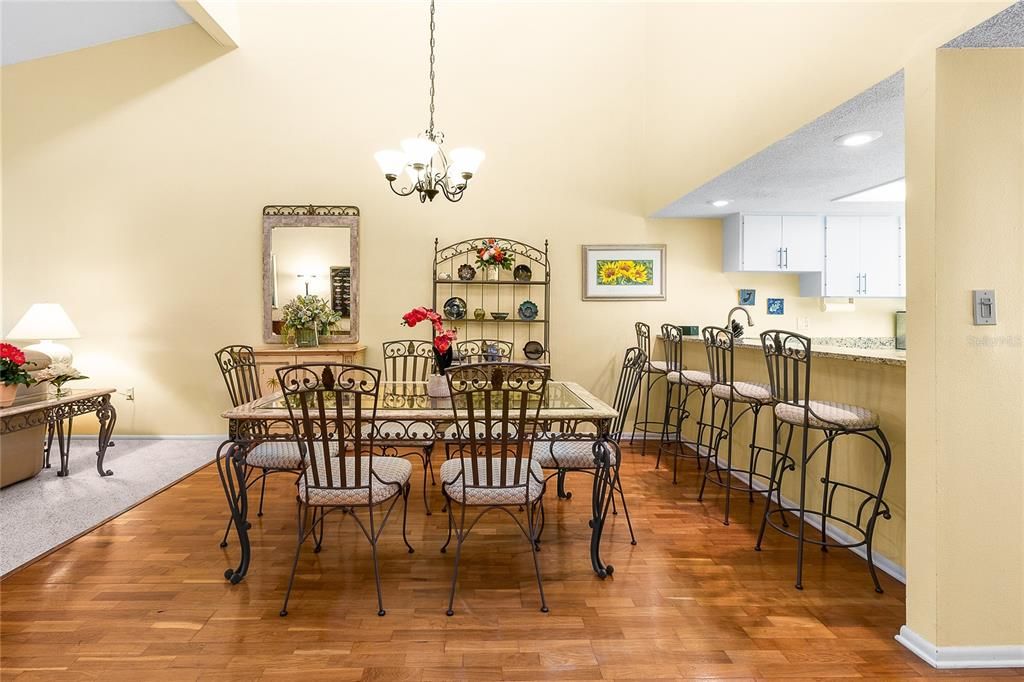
[556,469,572,499]
[589,436,618,578]
[55,417,74,477]
[95,396,117,477]
[216,439,251,584]
[44,422,55,469]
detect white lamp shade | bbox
[401,138,439,166]
[7,304,80,340]
[449,147,485,176]
[374,150,407,177]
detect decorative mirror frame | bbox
[262,205,360,344]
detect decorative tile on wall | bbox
[738,288,756,305]
[767,298,784,315]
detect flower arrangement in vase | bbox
[35,363,89,398]
[475,238,514,281]
[281,294,342,347]
[0,343,35,406]
[401,306,458,397]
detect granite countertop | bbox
[679,336,906,367]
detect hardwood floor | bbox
[2,445,1019,681]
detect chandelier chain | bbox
[428,0,436,136]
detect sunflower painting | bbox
[597,259,654,286]
[582,245,666,300]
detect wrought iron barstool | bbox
[628,322,668,455]
[656,325,714,483]
[214,345,304,548]
[755,330,893,593]
[379,340,440,514]
[696,327,776,525]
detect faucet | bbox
[726,306,754,328]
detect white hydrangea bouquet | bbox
[35,363,89,398]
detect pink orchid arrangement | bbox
[401,307,458,373]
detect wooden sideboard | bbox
[252,344,367,392]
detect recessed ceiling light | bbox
[833,178,906,202]
[834,131,883,147]
[708,199,731,208]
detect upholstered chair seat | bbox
[774,401,880,431]
[532,437,616,469]
[440,457,545,505]
[299,456,411,506]
[711,381,773,405]
[667,369,713,387]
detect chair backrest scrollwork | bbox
[760,330,813,412]
[382,339,436,381]
[215,345,262,407]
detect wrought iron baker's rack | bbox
[432,238,551,362]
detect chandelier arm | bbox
[388,180,419,197]
[439,181,466,202]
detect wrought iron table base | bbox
[42,395,117,477]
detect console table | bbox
[0,388,117,478]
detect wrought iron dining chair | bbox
[277,363,413,617]
[455,339,514,364]
[439,363,550,615]
[533,347,646,546]
[655,324,714,483]
[214,345,303,548]
[379,340,440,514]
[755,330,893,593]
[628,322,668,455]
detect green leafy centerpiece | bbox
[281,294,342,348]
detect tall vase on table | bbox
[0,343,35,407]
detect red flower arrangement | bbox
[401,307,457,373]
[1,343,35,388]
[475,238,515,271]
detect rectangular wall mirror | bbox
[262,205,360,344]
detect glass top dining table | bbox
[217,378,622,584]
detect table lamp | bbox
[6,303,80,364]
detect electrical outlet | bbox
[797,317,810,330]
[123,387,135,401]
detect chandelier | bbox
[374,0,484,203]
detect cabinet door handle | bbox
[783,248,789,269]
[863,272,868,295]
[777,248,782,269]
[856,273,862,294]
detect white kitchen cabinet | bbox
[799,215,904,298]
[722,214,824,273]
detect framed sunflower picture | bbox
[581,244,666,300]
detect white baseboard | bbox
[70,434,224,441]
[896,625,1024,669]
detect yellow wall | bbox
[0,1,1008,439]
[905,48,1024,649]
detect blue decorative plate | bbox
[518,300,539,321]
[443,296,467,320]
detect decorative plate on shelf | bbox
[518,300,539,321]
[513,264,533,282]
[523,341,545,360]
[457,264,476,281]
[443,296,467,320]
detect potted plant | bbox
[401,306,457,397]
[475,238,515,282]
[34,363,89,399]
[1,343,35,406]
[281,295,342,348]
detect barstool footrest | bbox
[762,507,879,549]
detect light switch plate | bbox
[973,289,996,325]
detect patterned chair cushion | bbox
[300,456,412,506]
[532,437,618,469]
[246,441,312,470]
[775,401,879,430]
[711,381,773,405]
[648,360,668,373]
[667,369,713,387]
[440,457,545,505]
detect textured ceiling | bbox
[944,1,1024,48]
[1,0,193,66]
[652,71,905,219]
